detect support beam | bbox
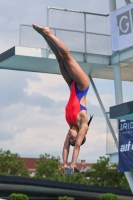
[113,64,123,104]
[109,0,116,12]
[125,0,131,5]
[125,173,133,191]
[89,76,118,146]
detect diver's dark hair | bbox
[70,115,93,147]
[70,136,86,147]
[88,115,93,126]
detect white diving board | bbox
[110,101,133,120]
[1,46,133,82]
[0,46,110,78]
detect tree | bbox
[35,153,63,181]
[63,172,87,184]
[0,149,29,177]
[84,156,130,189]
[34,153,130,189]
[35,153,88,184]
[119,175,130,189]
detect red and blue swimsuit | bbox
[65,81,89,128]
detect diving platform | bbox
[0,46,110,76]
[1,45,133,82]
[110,101,133,120]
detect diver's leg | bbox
[45,37,72,87]
[32,24,89,90]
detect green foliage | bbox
[0,147,130,190]
[0,149,29,177]
[63,171,87,184]
[100,193,118,200]
[35,154,130,189]
[9,193,28,200]
[119,174,130,189]
[35,153,87,184]
[35,153,63,181]
[84,156,130,189]
[58,196,74,200]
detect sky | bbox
[0,0,133,163]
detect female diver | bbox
[32,24,93,174]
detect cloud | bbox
[0,68,114,161]
[0,129,15,140]
[0,70,105,154]
[0,70,31,106]
[24,73,69,101]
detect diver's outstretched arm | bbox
[62,134,70,168]
[70,124,88,170]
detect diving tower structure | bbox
[0,2,133,192]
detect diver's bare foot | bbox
[63,164,70,169]
[32,24,50,36]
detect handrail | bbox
[19,6,112,56]
[20,24,111,37]
[48,6,109,17]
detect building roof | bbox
[75,162,92,171]
[19,158,39,171]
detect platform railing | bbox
[48,7,112,57]
[19,7,112,57]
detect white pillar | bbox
[109,0,116,12]
[125,0,131,5]
[125,172,133,192]
[113,64,123,104]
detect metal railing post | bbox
[47,7,50,57]
[19,25,21,46]
[47,7,50,27]
[84,13,87,62]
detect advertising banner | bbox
[119,120,133,172]
[110,3,133,52]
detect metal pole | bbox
[113,64,123,104]
[125,173,133,192]
[109,0,116,12]
[125,0,131,5]
[19,25,21,46]
[47,7,50,27]
[84,13,87,62]
[89,76,118,146]
[48,6,108,16]
[47,7,50,57]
